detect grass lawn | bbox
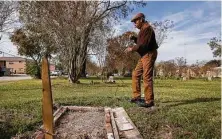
[0,77,221,139]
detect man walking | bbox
[125,13,158,108]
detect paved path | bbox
[0,74,59,82]
[0,74,32,81]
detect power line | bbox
[0,50,19,57]
[0,47,17,55]
[0,41,18,55]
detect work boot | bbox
[129,97,144,103]
[138,101,154,108]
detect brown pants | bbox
[132,49,157,104]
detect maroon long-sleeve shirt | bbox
[132,22,158,57]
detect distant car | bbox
[62,72,68,75]
[51,70,62,76]
[113,73,119,77]
[124,72,132,77]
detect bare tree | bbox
[152,20,174,46]
[86,55,100,76]
[0,1,17,40]
[175,57,187,76]
[18,1,146,83]
[106,31,139,75]
[105,18,174,76]
[156,60,177,77]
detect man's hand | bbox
[124,47,133,53]
[129,34,137,41]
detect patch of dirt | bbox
[54,110,107,139]
[155,125,173,139]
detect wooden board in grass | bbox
[113,107,143,139]
[35,106,108,139]
[34,106,142,139]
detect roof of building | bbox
[0,57,26,62]
[213,67,221,69]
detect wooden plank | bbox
[41,56,54,139]
[53,106,63,117]
[35,106,108,139]
[113,107,143,139]
[53,106,67,126]
[105,107,114,139]
[39,106,67,129]
[110,109,120,139]
[35,107,67,139]
[115,116,134,131]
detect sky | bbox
[0,1,221,65]
[113,1,221,64]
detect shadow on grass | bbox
[0,103,41,138]
[155,84,174,88]
[162,97,221,107]
[0,121,40,139]
[0,122,14,139]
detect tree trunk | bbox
[68,26,90,83]
[68,56,80,83]
[81,59,86,78]
[68,47,87,83]
[35,66,41,79]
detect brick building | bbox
[0,57,26,74]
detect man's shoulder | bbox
[142,23,153,31]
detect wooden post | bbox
[42,56,54,139]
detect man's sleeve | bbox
[132,26,152,51]
[130,36,137,44]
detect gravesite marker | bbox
[36,56,143,139]
[41,56,54,139]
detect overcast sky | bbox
[0,1,221,64]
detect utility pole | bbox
[0,51,4,57]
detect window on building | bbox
[19,61,22,63]
[19,68,23,71]
[9,62,14,64]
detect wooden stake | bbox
[42,56,54,139]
